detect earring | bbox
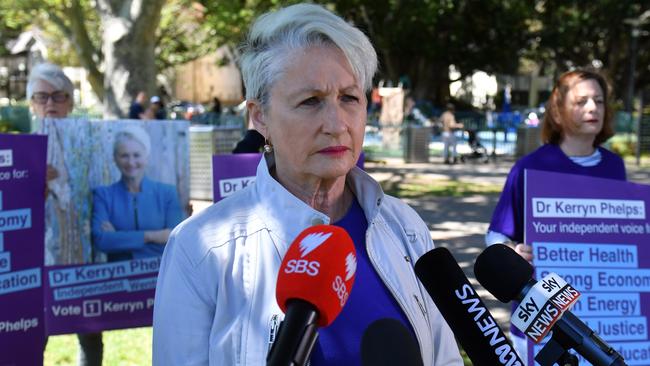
[263,139,273,153]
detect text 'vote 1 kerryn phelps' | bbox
[0,134,47,366]
[525,169,650,366]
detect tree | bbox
[198,0,535,106]
[528,1,650,106]
[322,1,533,105]
[0,0,202,117]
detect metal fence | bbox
[364,111,638,162]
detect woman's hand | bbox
[507,242,534,263]
[144,229,172,244]
[46,165,59,181]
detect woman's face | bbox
[250,45,366,184]
[561,78,605,141]
[30,79,73,119]
[114,138,148,181]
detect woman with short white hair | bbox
[27,62,74,122]
[153,4,463,365]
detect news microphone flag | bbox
[414,247,524,366]
[268,225,356,366]
[511,272,580,343]
[275,224,356,327]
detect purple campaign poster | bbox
[212,153,365,203]
[0,134,47,365]
[212,153,262,203]
[525,169,650,365]
[40,119,190,335]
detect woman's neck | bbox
[276,173,352,222]
[122,176,144,193]
[559,135,596,157]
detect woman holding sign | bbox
[92,125,183,262]
[28,63,104,366]
[486,69,627,362]
[153,3,462,366]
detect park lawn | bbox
[45,327,152,366]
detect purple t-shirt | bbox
[489,143,626,244]
[309,198,416,365]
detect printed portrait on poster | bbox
[40,119,190,266]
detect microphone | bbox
[414,247,524,366]
[361,318,424,366]
[267,225,357,366]
[474,244,627,366]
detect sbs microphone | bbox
[414,247,524,366]
[474,244,626,366]
[360,318,424,366]
[267,225,357,366]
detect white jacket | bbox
[153,157,462,366]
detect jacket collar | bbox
[253,154,385,254]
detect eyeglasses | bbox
[31,91,69,105]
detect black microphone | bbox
[361,318,424,366]
[474,244,627,366]
[414,247,524,366]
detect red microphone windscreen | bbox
[276,225,357,327]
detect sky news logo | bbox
[0,150,12,168]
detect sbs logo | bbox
[284,259,320,276]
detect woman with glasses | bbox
[27,63,74,121]
[27,62,103,366]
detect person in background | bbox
[485,69,626,364]
[143,96,166,120]
[128,91,147,119]
[232,110,265,153]
[440,103,463,164]
[92,126,184,262]
[27,62,103,366]
[153,4,463,365]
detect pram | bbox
[459,129,489,163]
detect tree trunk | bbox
[97,0,165,118]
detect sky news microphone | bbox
[267,225,357,366]
[474,244,626,366]
[361,318,424,366]
[414,247,524,366]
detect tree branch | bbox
[66,0,105,101]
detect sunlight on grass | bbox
[45,327,152,366]
[383,179,503,198]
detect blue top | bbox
[310,198,416,365]
[489,143,626,244]
[92,176,184,261]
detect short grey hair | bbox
[113,125,151,157]
[26,62,75,100]
[239,3,377,108]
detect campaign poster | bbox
[0,134,47,365]
[39,119,190,334]
[525,169,650,365]
[212,153,365,203]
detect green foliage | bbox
[528,1,650,101]
[382,178,503,198]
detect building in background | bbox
[173,45,243,106]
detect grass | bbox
[382,178,503,198]
[45,327,152,366]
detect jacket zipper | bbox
[133,195,139,230]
